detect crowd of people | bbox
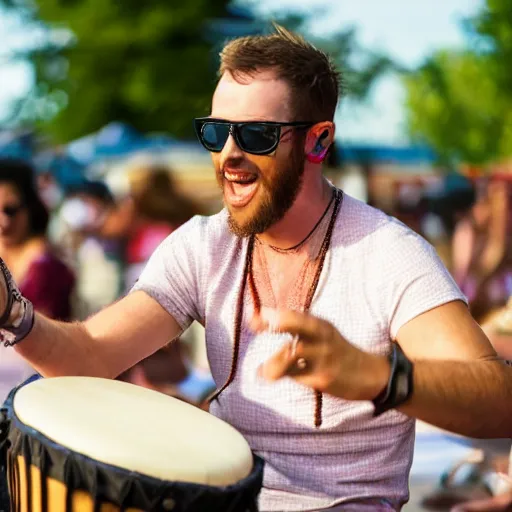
[1,156,512,511]
[0,157,215,407]
[1,154,512,511]
[389,175,512,511]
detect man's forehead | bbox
[211,70,292,122]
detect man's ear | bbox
[305,122,335,164]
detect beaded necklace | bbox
[209,188,343,428]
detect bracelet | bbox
[0,259,35,347]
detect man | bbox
[1,26,512,511]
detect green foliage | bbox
[271,11,395,101]
[3,1,393,142]
[403,0,512,166]
[4,0,232,141]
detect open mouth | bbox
[224,171,258,185]
[223,170,259,208]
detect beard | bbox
[224,142,305,238]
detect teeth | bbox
[224,171,257,183]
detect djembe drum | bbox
[0,376,263,512]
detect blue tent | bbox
[66,122,175,166]
[336,143,437,166]
[35,151,87,190]
[0,131,34,161]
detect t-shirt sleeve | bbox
[130,216,204,330]
[383,225,468,339]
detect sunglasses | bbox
[2,204,24,218]
[194,118,314,156]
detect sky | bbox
[0,0,483,145]
[252,0,483,144]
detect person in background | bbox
[452,179,512,323]
[36,170,64,213]
[100,165,203,291]
[101,165,214,405]
[58,180,124,319]
[0,158,75,401]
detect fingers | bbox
[251,308,340,390]
[250,307,330,342]
[259,337,316,381]
[258,341,296,381]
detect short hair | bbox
[0,158,49,237]
[219,24,341,123]
[66,180,114,205]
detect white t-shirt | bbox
[132,193,466,511]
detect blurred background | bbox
[1,0,512,510]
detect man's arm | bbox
[13,291,183,379]
[255,300,512,439]
[396,299,512,438]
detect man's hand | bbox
[251,308,390,401]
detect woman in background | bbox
[101,164,214,405]
[0,158,75,401]
[452,179,512,323]
[101,165,202,291]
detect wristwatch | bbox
[372,342,414,417]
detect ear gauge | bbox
[307,130,330,163]
[306,149,328,164]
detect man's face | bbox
[210,70,306,237]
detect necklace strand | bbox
[261,188,336,253]
[256,238,313,310]
[209,189,344,429]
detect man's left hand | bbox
[250,308,391,401]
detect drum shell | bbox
[0,378,263,512]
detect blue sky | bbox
[0,0,482,145]
[252,0,483,144]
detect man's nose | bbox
[219,133,244,168]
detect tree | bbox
[1,1,393,143]
[403,0,512,166]
[270,11,394,102]
[404,51,511,165]
[2,0,236,141]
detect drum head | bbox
[13,377,253,487]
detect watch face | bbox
[396,373,409,398]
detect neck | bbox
[0,237,45,261]
[0,242,24,259]
[258,173,333,250]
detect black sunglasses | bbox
[2,204,24,218]
[194,118,314,156]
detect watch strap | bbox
[372,343,414,417]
